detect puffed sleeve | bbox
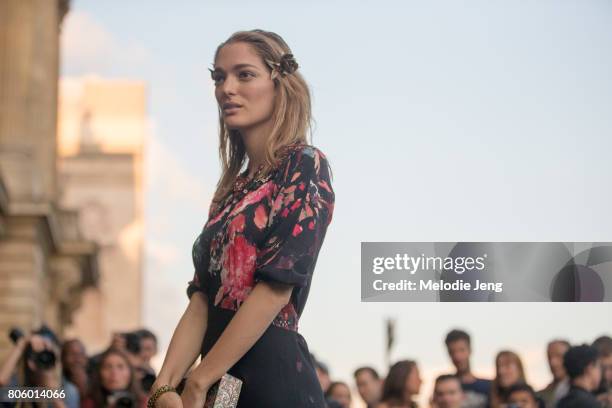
[186,234,207,299]
[254,146,335,287]
[186,271,204,299]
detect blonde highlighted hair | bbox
[490,350,527,408]
[212,29,314,202]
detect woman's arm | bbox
[0,335,28,386]
[182,281,292,393]
[152,291,209,390]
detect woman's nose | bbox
[220,74,238,95]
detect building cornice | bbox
[8,200,99,287]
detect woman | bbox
[81,348,147,408]
[490,350,527,408]
[377,360,422,408]
[61,339,89,400]
[326,381,352,408]
[0,326,80,408]
[149,29,335,407]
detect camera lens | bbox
[115,396,134,408]
[111,392,136,408]
[124,332,141,354]
[34,350,56,370]
[9,328,24,343]
[141,372,156,392]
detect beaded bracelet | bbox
[147,384,177,408]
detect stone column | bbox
[0,0,97,363]
[0,217,53,336]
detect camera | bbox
[121,331,142,355]
[9,327,57,370]
[108,391,137,408]
[141,371,156,392]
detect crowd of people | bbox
[1,326,610,408]
[0,325,158,407]
[314,329,612,408]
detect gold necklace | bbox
[233,163,267,195]
[210,143,307,218]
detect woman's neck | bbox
[240,120,273,177]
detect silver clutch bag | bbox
[204,373,243,408]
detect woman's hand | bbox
[27,335,62,389]
[153,391,184,408]
[0,334,31,386]
[180,379,208,408]
[28,334,51,353]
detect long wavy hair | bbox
[490,350,527,408]
[86,348,145,407]
[211,29,314,202]
[380,360,419,408]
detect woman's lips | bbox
[223,106,241,115]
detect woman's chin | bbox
[224,118,244,130]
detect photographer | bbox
[0,326,80,408]
[89,331,157,394]
[132,329,157,392]
[61,339,89,400]
[133,329,157,373]
[123,330,157,393]
[81,348,147,408]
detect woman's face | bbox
[100,354,131,391]
[63,340,88,368]
[405,365,422,395]
[329,383,351,408]
[497,356,521,387]
[213,42,276,134]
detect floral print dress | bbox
[186,144,335,407]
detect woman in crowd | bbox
[490,350,527,408]
[61,339,89,400]
[81,348,147,408]
[326,381,352,408]
[377,360,422,408]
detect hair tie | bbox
[265,53,299,79]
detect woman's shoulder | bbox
[277,143,331,178]
[283,143,328,161]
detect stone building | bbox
[0,0,98,362]
[57,77,147,352]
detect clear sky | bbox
[61,1,612,406]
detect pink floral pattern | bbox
[187,144,334,331]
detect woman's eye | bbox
[211,72,253,85]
